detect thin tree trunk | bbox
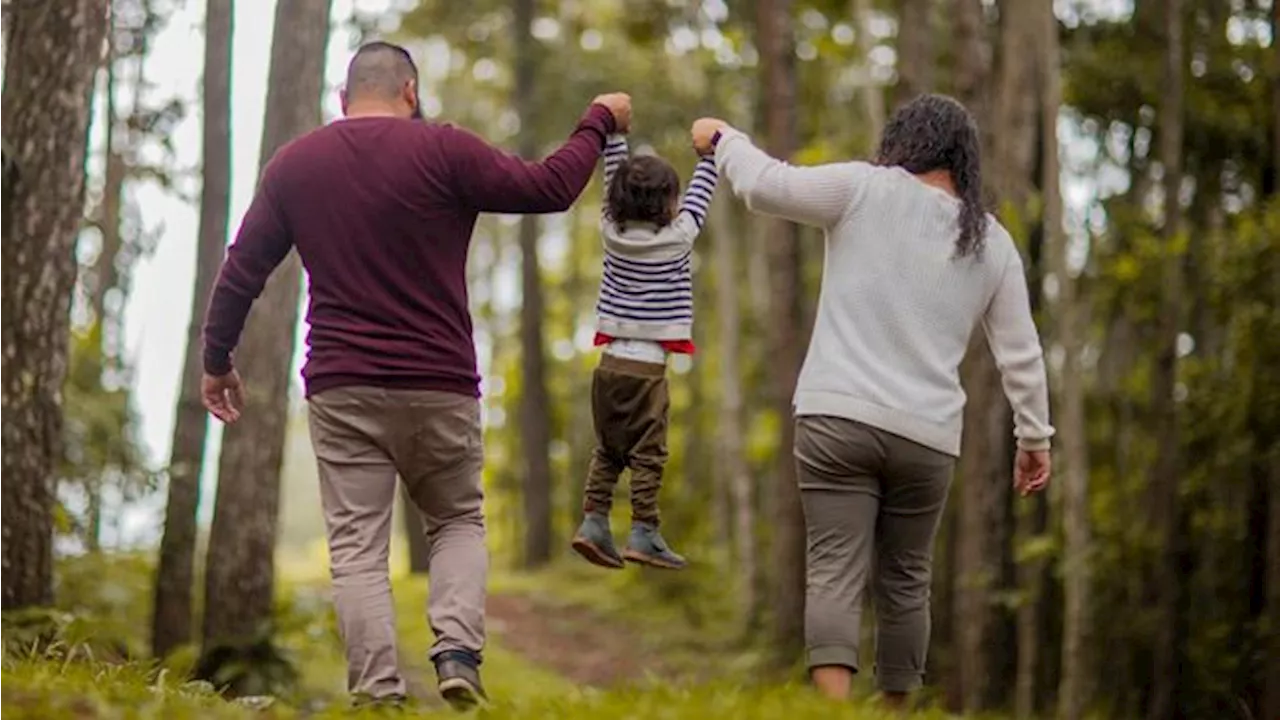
[1268,12,1280,714]
[952,0,987,118]
[1148,1,1183,717]
[853,0,885,136]
[712,192,758,628]
[152,0,234,659]
[402,487,431,573]
[956,0,1037,709]
[757,0,807,667]
[1039,3,1090,716]
[92,48,125,330]
[201,0,331,668]
[0,0,110,610]
[513,0,553,568]
[945,1,987,707]
[894,0,934,106]
[1267,442,1280,720]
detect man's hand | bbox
[691,117,728,156]
[1014,448,1051,497]
[591,92,632,133]
[202,370,245,424]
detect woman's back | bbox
[716,138,1051,457]
[798,162,1023,456]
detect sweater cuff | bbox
[1017,436,1052,452]
[581,103,617,140]
[712,127,749,169]
[204,347,233,376]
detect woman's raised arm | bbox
[693,119,871,229]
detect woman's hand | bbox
[691,117,728,156]
[1014,448,1051,497]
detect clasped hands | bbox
[590,93,728,158]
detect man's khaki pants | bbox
[307,386,486,700]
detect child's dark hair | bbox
[607,155,680,230]
[875,93,989,259]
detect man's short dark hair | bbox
[345,41,419,105]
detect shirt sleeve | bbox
[202,166,294,376]
[714,127,872,229]
[676,155,718,230]
[601,133,629,223]
[446,103,615,215]
[982,248,1055,450]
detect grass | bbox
[1,650,956,719]
[2,552,964,719]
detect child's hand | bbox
[691,117,728,156]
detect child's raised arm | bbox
[677,154,718,230]
[601,134,629,220]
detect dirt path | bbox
[485,593,670,688]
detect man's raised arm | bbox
[447,93,630,214]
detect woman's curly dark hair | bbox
[875,93,989,259]
[606,155,680,230]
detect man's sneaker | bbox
[434,650,488,711]
[623,522,687,569]
[571,512,625,569]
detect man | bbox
[200,41,631,708]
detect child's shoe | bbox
[622,521,687,569]
[571,512,625,569]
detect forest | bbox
[1,0,1277,718]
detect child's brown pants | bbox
[582,354,669,525]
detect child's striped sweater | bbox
[594,135,718,348]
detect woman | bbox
[690,94,1054,708]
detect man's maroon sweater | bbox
[203,104,616,398]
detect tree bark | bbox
[1269,10,1280,712]
[1041,2,1091,715]
[152,0,234,659]
[1147,1,1183,717]
[757,0,807,666]
[201,0,330,660]
[894,0,934,106]
[513,0,553,568]
[944,1,986,707]
[853,0,885,137]
[951,0,987,117]
[402,487,431,573]
[1267,443,1280,720]
[712,193,758,629]
[955,0,1037,709]
[1,0,110,610]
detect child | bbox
[570,133,718,571]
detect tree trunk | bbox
[1268,10,1280,711]
[91,49,125,332]
[1148,1,1183,717]
[402,487,431,573]
[853,0,885,137]
[201,0,330,663]
[1267,443,1280,720]
[152,0,234,659]
[894,0,934,106]
[712,192,758,629]
[944,1,987,707]
[952,0,987,117]
[955,0,1038,709]
[1040,4,1090,717]
[757,0,807,667]
[512,0,553,568]
[0,0,110,611]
